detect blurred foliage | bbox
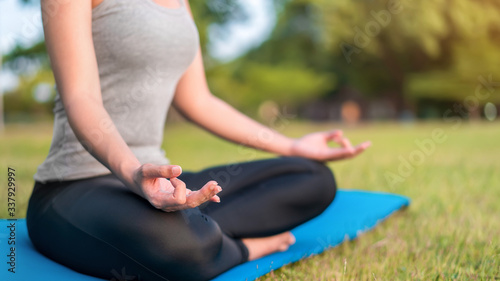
[211,0,500,117]
[3,0,500,120]
[208,61,336,113]
[183,0,247,58]
[3,68,55,121]
[2,41,48,68]
[310,0,500,112]
[207,0,338,114]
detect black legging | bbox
[26,157,336,281]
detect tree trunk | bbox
[378,33,409,118]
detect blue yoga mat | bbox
[0,190,409,281]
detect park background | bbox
[1,0,499,279]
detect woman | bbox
[27,0,371,280]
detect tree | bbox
[312,0,500,115]
[206,0,338,116]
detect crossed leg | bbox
[179,157,337,261]
[27,157,336,281]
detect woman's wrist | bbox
[116,159,142,193]
[269,135,295,157]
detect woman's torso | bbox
[34,0,199,182]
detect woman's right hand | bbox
[131,164,222,212]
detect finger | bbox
[324,141,371,160]
[209,195,221,203]
[330,132,345,143]
[142,164,182,179]
[325,130,343,141]
[169,177,187,205]
[351,141,372,156]
[186,181,221,208]
[356,141,372,150]
[331,136,355,154]
[324,147,355,160]
[341,137,354,151]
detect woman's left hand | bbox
[290,130,371,162]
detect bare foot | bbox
[242,232,296,261]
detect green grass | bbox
[1,120,499,280]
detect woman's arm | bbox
[174,49,296,156]
[41,0,220,211]
[175,1,370,162]
[42,0,140,186]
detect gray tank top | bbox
[34,0,199,182]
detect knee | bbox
[300,158,337,209]
[145,213,224,281]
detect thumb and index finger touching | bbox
[324,129,372,159]
[140,164,221,206]
[141,164,183,179]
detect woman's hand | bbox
[131,164,222,212]
[290,130,371,162]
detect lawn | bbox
[1,120,499,280]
